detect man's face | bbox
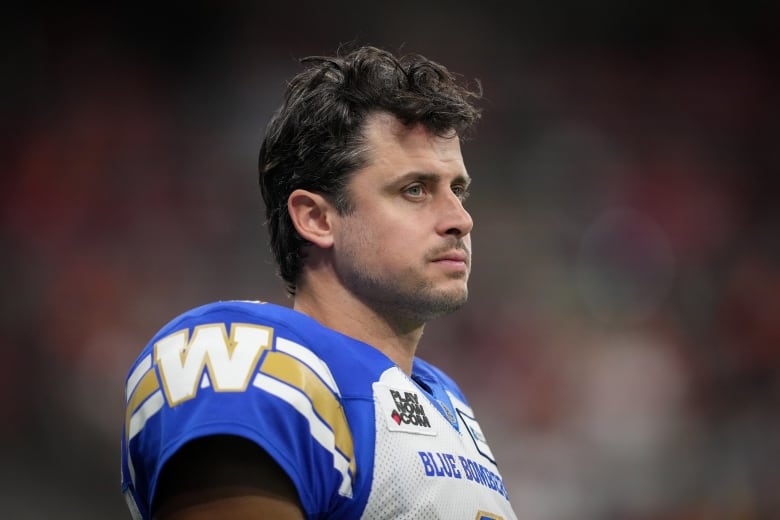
[331,112,474,324]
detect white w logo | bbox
[155,323,273,406]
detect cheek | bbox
[343,211,424,262]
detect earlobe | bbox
[288,189,335,248]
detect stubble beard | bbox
[340,259,470,326]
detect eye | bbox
[452,184,470,202]
[403,183,426,199]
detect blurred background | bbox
[2,2,778,518]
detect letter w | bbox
[155,323,273,406]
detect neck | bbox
[292,276,424,375]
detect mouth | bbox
[431,250,470,270]
[433,252,468,263]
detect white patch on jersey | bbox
[457,409,496,464]
[374,383,438,436]
[362,368,517,519]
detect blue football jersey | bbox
[121,301,517,519]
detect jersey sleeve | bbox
[120,302,356,520]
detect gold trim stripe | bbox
[125,369,160,436]
[260,351,356,477]
[475,512,504,520]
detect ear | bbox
[288,189,335,249]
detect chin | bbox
[428,288,469,316]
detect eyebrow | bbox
[392,171,472,187]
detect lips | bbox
[431,250,469,268]
[432,250,468,263]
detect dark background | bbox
[2,2,778,518]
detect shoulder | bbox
[150,300,310,338]
[131,299,388,383]
[122,300,373,518]
[124,300,305,386]
[130,300,330,362]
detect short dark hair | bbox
[258,45,482,295]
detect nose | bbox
[437,191,474,238]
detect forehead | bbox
[360,112,465,171]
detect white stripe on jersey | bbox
[253,372,354,498]
[126,354,152,402]
[128,390,165,441]
[275,337,339,393]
